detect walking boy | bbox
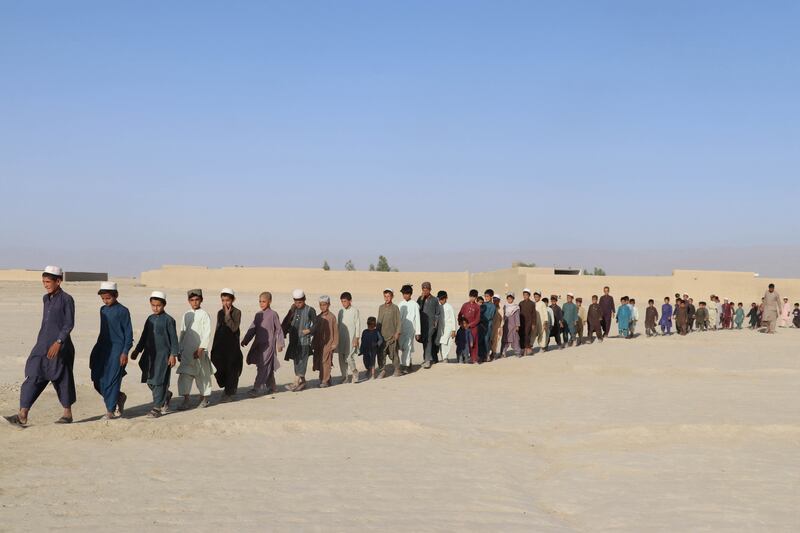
[130,291,179,417]
[282,289,316,391]
[177,289,214,410]
[90,281,133,420]
[8,266,76,426]
[312,295,338,388]
[337,292,361,383]
[359,317,384,380]
[211,288,243,403]
[241,292,284,396]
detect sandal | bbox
[147,408,162,418]
[5,415,27,427]
[161,391,173,414]
[55,416,73,424]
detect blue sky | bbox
[1,1,798,275]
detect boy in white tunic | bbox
[177,289,214,409]
[437,290,456,362]
[336,292,361,383]
[397,284,421,374]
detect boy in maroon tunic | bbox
[458,290,481,363]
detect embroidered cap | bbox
[43,265,63,278]
[220,288,235,297]
[98,281,117,294]
[150,291,167,301]
[292,289,306,300]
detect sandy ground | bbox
[0,280,798,532]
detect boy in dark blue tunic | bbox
[359,316,384,380]
[7,266,76,426]
[131,291,179,418]
[89,282,133,420]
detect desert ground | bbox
[1,280,798,531]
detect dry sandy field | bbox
[1,280,798,531]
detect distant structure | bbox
[0,269,107,282]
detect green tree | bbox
[344,260,356,271]
[593,267,606,276]
[376,255,392,272]
[322,260,330,271]
[517,261,537,267]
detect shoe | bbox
[199,398,210,408]
[422,361,431,369]
[161,391,173,414]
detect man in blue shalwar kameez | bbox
[90,282,133,420]
[6,266,76,426]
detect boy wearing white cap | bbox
[211,288,243,402]
[282,289,316,391]
[176,289,215,409]
[8,266,76,426]
[89,282,133,420]
[131,291,179,417]
[437,291,456,362]
[312,295,339,387]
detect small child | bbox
[130,291,179,417]
[659,297,673,335]
[176,289,214,410]
[337,292,361,384]
[644,299,659,337]
[628,298,639,338]
[359,316,384,380]
[676,299,688,335]
[747,303,759,329]
[616,296,632,338]
[89,282,133,420]
[695,302,709,331]
[241,292,284,396]
[455,317,473,363]
[734,302,745,329]
[793,303,800,328]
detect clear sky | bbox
[1,1,798,276]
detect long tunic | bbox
[735,307,745,326]
[359,329,384,368]
[312,310,338,373]
[616,304,632,333]
[780,302,792,326]
[762,290,782,322]
[26,289,76,382]
[282,305,316,361]
[502,305,520,352]
[491,304,503,350]
[177,308,215,379]
[211,306,243,388]
[242,308,284,370]
[417,295,441,342]
[438,302,457,346]
[535,300,549,327]
[518,299,536,348]
[398,299,421,353]
[599,294,615,321]
[377,302,401,356]
[707,301,719,327]
[479,301,496,357]
[562,302,578,334]
[659,304,673,328]
[135,312,179,385]
[645,306,659,328]
[695,307,708,328]
[337,307,361,357]
[89,302,133,410]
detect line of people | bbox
[5,267,795,426]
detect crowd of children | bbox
[5,268,797,426]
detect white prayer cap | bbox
[383,287,394,294]
[98,281,117,294]
[149,290,167,301]
[522,288,532,294]
[506,291,515,298]
[292,289,306,300]
[567,292,574,297]
[43,265,63,277]
[492,295,501,300]
[319,294,331,304]
[220,288,235,297]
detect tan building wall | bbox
[138,265,799,305]
[140,265,471,299]
[0,270,44,282]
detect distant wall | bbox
[64,272,108,282]
[138,265,800,304]
[0,270,108,282]
[140,265,470,299]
